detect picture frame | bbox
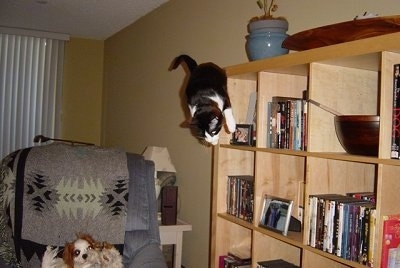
[231,124,253,145]
[259,195,293,236]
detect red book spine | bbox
[381,215,400,268]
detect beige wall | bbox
[62,38,104,145]
[61,1,400,268]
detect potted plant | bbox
[245,0,289,61]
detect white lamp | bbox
[142,146,176,199]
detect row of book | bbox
[307,192,376,266]
[226,175,254,222]
[266,96,307,150]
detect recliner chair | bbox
[0,142,167,268]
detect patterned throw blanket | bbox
[0,143,130,267]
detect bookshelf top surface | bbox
[225,32,400,76]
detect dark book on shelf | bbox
[268,96,306,150]
[346,191,376,204]
[226,175,254,222]
[391,64,400,159]
[222,253,251,268]
[257,259,298,268]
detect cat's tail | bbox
[169,54,197,73]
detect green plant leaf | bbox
[256,0,263,9]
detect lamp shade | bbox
[142,146,176,173]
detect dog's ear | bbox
[62,242,75,267]
[102,241,114,250]
[79,233,96,245]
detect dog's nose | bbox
[82,253,88,259]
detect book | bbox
[358,203,376,265]
[391,64,400,159]
[346,191,376,204]
[268,96,306,150]
[223,252,251,268]
[266,101,272,147]
[257,259,298,268]
[381,214,400,268]
[368,208,377,267]
[307,194,344,249]
[388,248,400,268]
[226,176,254,222]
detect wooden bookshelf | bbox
[210,32,400,267]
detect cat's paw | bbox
[224,108,236,133]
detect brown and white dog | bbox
[41,234,123,268]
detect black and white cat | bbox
[170,55,236,145]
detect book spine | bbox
[276,102,282,148]
[327,199,336,254]
[391,64,400,159]
[302,100,308,151]
[332,200,340,255]
[295,100,302,150]
[278,101,286,149]
[309,196,318,247]
[380,216,400,268]
[227,177,232,214]
[288,100,294,149]
[266,101,272,148]
[360,206,370,265]
[336,202,345,257]
[342,203,350,259]
[368,208,376,267]
[285,100,292,149]
[322,198,330,252]
[350,204,360,261]
[316,197,325,250]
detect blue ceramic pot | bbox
[246,19,289,61]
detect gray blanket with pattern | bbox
[0,143,134,267]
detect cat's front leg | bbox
[223,108,236,133]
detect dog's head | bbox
[62,234,97,267]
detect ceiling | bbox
[0,0,169,40]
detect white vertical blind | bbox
[0,32,65,159]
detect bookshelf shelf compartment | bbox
[210,33,400,268]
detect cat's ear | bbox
[189,105,197,117]
[180,120,192,128]
[180,117,198,128]
[189,117,199,127]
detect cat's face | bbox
[191,108,223,145]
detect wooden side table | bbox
[159,219,192,268]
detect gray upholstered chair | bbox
[0,143,167,268]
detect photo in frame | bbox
[259,195,293,236]
[231,124,253,145]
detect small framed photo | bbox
[259,195,293,236]
[231,124,253,145]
